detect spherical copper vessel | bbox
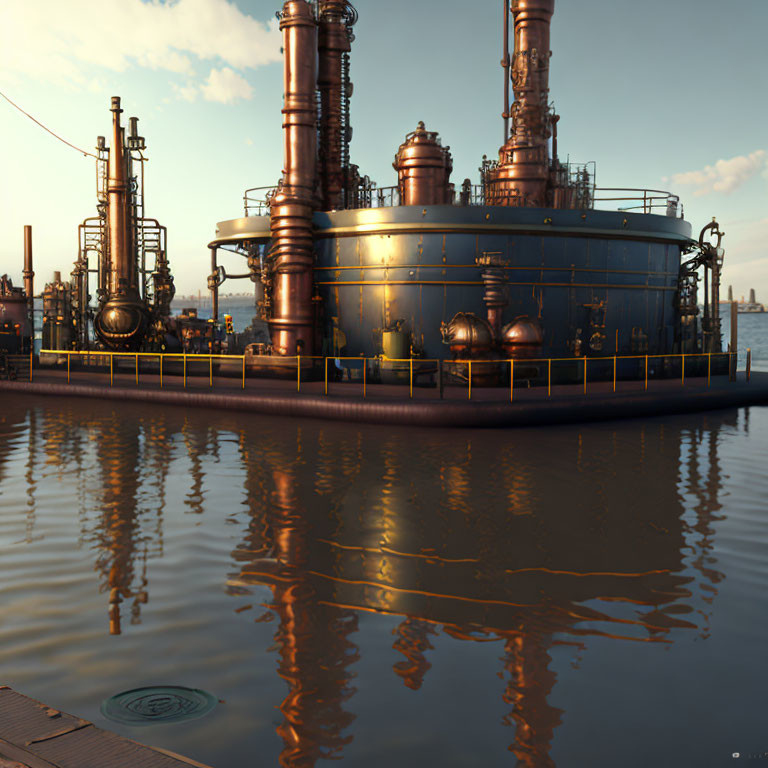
[393,122,453,206]
[94,296,149,350]
[441,312,494,357]
[501,316,544,358]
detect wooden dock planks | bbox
[0,688,213,768]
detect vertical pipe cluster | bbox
[318,0,351,211]
[269,1,319,356]
[94,97,149,350]
[23,225,34,336]
[487,0,555,207]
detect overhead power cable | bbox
[0,89,98,159]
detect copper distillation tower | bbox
[65,97,174,352]
[266,0,358,356]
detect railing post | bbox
[747,347,752,382]
[644,355,648,390]
[324,357,328,395]
[548,358,551,397]
[410,358,413,399]
[209,355,213,388]
[681,354,685,387]
[160,354,163,389]
[613,356,617,392]
[29,350,33,382]
[297,354,301,392]
[67,352,70,383]
[183,353,187,389]
[110,354,113,387]
[136,353,139,386]
[707,353,711,387]
[510,359,514,402]
[363,358,367,399]
[242,356,246,390]
[468,360,472,400]
[583,355,587,394]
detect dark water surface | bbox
[2,395,768,767]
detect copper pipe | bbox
[487,0,555,207]
[318,1,351,211]
[270,1,318,356]
[23,225,34,335]
[107,97,132,294]
[210,246,219,321]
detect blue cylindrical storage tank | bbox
[311,205,691,359]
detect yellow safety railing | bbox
[33,349,739,403]
[39,349,251,391]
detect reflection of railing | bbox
[36,350,742,402]
[592,188,681,216]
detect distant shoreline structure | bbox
[722,286,766,314]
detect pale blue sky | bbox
[1,0,766,298]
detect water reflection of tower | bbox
[232,429,363,767]
[60,408,173,635]
[233,433,360,768]
[231,418,729,767]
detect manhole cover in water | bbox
[101,686,217,725]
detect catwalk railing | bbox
[32,350,752,401]
[243,185,682,216]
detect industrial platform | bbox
[1,368,765,429]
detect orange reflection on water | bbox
[4,399,734,766]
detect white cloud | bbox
[200,67,253,103]
[0,0,280,93]
[669,150,767,197]
[173,82,201,103]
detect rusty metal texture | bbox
[269,0,318,356]
[393,122,453,206]
[487,0,555,207]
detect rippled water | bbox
[1,394,768,768]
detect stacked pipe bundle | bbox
[486,0,555,207]
[269,1,319,357]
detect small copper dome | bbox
[501,316,543,357]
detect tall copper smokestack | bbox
[23,226,34,336]
[318,1,352,211]
[487,0,554,207]
[94,97,149,350]
[270,1,318,356]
